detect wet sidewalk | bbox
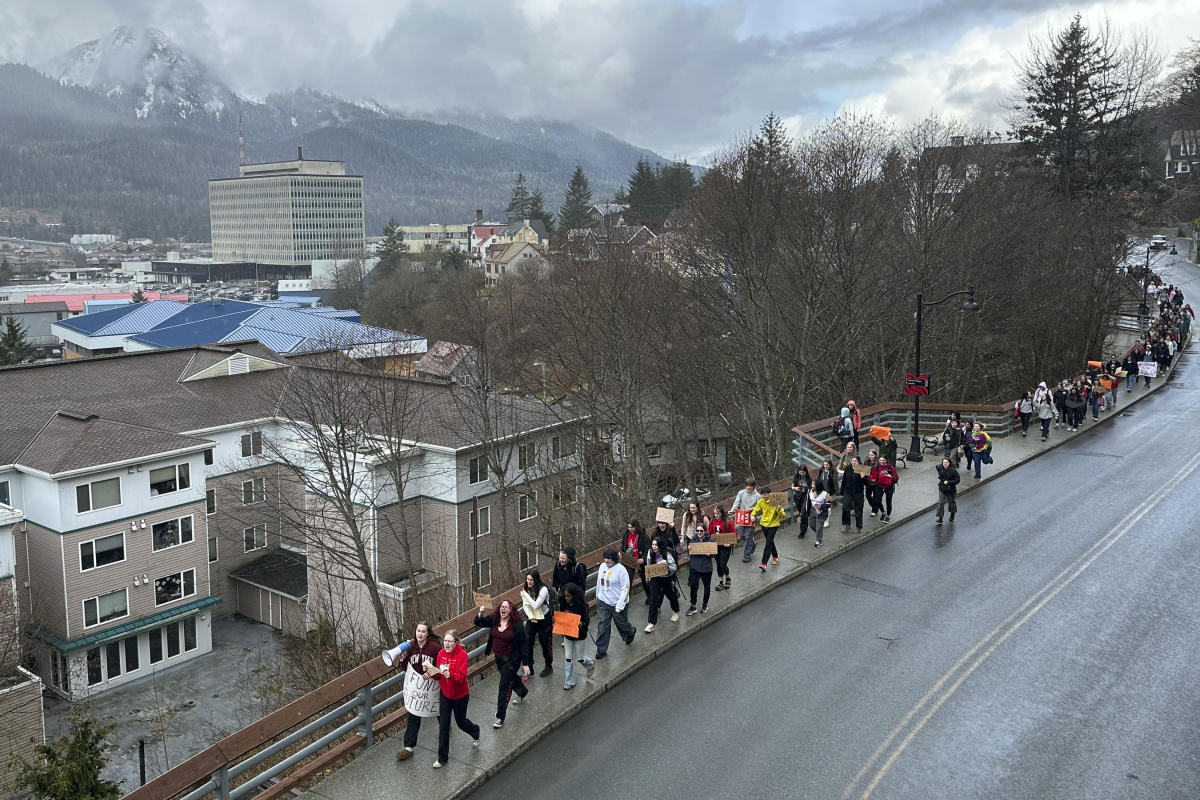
[306,350,1186,800]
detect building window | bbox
[244,524,267,552]
[519,541,538,570]
[149,629,163,664]
[106,641,122,681]
[242,477,265,504]
[472,558,491,589]
[469,457,488,485]
[552,433,575,459]
[518,443,535,471]
[241,432,262,457]
[469,506,490,538]
[83,589,128,628]
[208,536,219,563]
[1180,161,1191,173]
[124,636,139,673]
[697,439,713,458]
[646,444,662,459]
[76,477,121,513]
[553,483,575,508]
[0,480,9,505]
[87,647,102,686]
[519,492,537,521]
[206,489,216,514]
[184,617,197,651]
[166,623,180,657]
[79,532,125,572]
[149,463,190,496]
[203,449,214,466]
[152,516,194,551]
[154,568,196,606]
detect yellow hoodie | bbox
[752,496,787,528]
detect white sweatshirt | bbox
[596,562,630,611]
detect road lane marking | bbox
[841,448,1200,800]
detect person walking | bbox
[520,570,554,677]
[558,583,591,690]
[791,466,812,536]
[643,537,679,632]
[1034,392,1055,442]
[394,621,442,761]
[870,428,899,469]
[684,521,715,613]
[941,418,964,468]
[752,490,787,572]
[680,501,708,541]
[622,520,651,602]
[709,504,736,591]
[809,482,830,548]
[732,478,761,563]
[968,422,992,479]
[839,456,867,533]
[1064,385,1084,431]
[1015,392,1033,436]
[473,600,531,729]
[935,457,959,524]
[1122,349,1139,392]
[652,518,682,558]
[837,440,859,471]
[868,456,899,522]
[552,546,587,596]
[834,407,855,448]
[815,459,838,528]
[593,549,635,658]
[847,400,863,447]
[432,630,481,768]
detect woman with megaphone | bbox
[390,621,441,762]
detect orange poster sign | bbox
[733,509,753,527]
[552,611,581,638]
[870,425,890,440]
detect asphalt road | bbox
[470,289,1200,797]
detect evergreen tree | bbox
[506,173,531,222]
[439,248,468,271]
[130,288,147,303]
[0,315,32,365]
[12,709,120,800]
[626,158,666,229]
[558,165,594,235]
[659,160,697,217]
[1013,14,1158,198]
[376,218,409,278]
[527,189,555,235]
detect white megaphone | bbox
[382,640,411,667]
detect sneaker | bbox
[814,541,823,548]
[869,511,877,517]
[433,760,443,769]
[644,623,655,633]
[758,564,766,573]
[742,557,751,563]
[700,605,709,613]
[540,666,552,677]
[594,652,607,660]
[397,748,414,760]
[686,605,699,616]
[936,517,943,525]
[494,719,504,728]
[563,684,573,690]
[472,736,480,748]
[772,557,779,564]
[510,695,521,705]
[824,519,830,528]
[840,526,850,535]
[670,612,679,622]
[624,634,635,646]
[950,512,955,521]
[715,583,726,591]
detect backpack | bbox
[543,584,557,622]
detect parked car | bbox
[661,487,713,509]
[1149,235,1168,250]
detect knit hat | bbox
[603,548,619,562]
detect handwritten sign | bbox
[767,492,788,508]
[713,532,737,547]
[472,591,493,610]
[522,599,544,622]
[1098,379,1116,390]
[690,541,718,555]
[870,425,891,440]
[620,551,641,571]
[552,611,581,638]
[733,509,753,527]
[1116,369,1128,378]
[644,562,669,579]
[655,507,675,524]
[1138,361,1158,377]
[403,665,439,718]
[853,464,871,477]
[423,661,445,679]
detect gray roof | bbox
[414,341,473,378]
[0,301,69,316]
[230,549,308,601]
[18,412,211,475]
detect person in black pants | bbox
[710,505,735,591]
[394,621,442,761]
[643,538,679,632]
[473,600,531,729]
[519,570,554,677]
[684,523,714,614]
[839,456,867,534]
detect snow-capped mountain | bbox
[39,26,236,120]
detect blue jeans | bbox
[1108,387,1117,406]
[969,449,983,477]
[562,637,589,687]
[594,600,634,655]
[737,525,756,559]
[1126,372,1134,390]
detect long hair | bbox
[561,582,583,610]
[628,519,645,536]
[525,569,545,592]
[713,504,728,522]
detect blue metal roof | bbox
[127,308,258,349]
[55,302,146,335]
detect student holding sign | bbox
[394,621,442,762]
[623,520,651,602]
[432,630,481,768]
[643,537,679,632]
[684,522,715,614]
[732,478,761,562]
[839,456,868,534]
[520,570,554,677]
[474,600,531,729]
[556,582,591,690]
[708,505,736,590]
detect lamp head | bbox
[962,288,980,314]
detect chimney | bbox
[297,146,304,161]
[475,210,483,225]
[950,136,965,148]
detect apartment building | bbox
[0,342,585,697]
[209,150,365,266]
[401,223,470,253]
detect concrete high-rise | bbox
[208,150,365,267]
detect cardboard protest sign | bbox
[522,599,545,621]
[423,661,445,679]
[1138,361,1158,377]
[403,665,440,717]
[690,542,718,555]
[853,464,871,477]
[1087,360,1102,368]
[733,509,754,527]
[620,551,641,571]
[713,532,738,546]
[552,611,581,638]
[1098,379,1116,390]
[1116,369,1129,378]
[655,507,675,524]
[767,492,788,508]
[472,591,493,609]
[644,562,669,579]
[870,425,891,440]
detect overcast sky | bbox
[0,0,1195,160]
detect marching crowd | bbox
[392,286,1191,768]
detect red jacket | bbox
[435,646,470,699]
[869,463,899,489]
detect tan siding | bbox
[61,500,209,638]
[419,500,458,587]
[0,673,44,791]
[21,522,68,639]
[375,500,422,584]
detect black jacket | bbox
[936,464,960,495]
[474,613,531,668]
[942,424,964,449]
[557,584,590,641]
[839,467,867,497]
[552,560,587,594]
[816,468,838,496]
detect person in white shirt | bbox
[520,570,554,677]
[593,549,635,658]
[732,478,762,562]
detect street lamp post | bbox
[906,287,980,463]
[533,360,547,401]
[1138,246,1152,333]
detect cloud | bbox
[2,0,1195,160]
